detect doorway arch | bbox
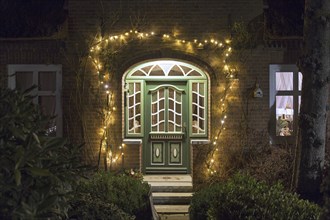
[122,59,211,173]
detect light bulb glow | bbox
[88,29,237,175]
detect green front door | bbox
[143,82,190,173]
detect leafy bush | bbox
[243,145,294,188]
[204,130,294,188]
[69,192,134,220]
[69,171,152,220]
[0,88,86,219]
[190,173,321,220]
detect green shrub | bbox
[190,173,321,220]
[69,171,152,220]
[69,192,134,220]
[0,88,86,219]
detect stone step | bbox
[152,192,192,205]
[144,175,193,218]
[154,205,190,214]
[144,175,192,182]
[149,182,193,192]
[144,175,193,192]
[159,214,190,220]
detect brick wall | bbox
[2,0,325,181]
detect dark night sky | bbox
[0,0,67,37]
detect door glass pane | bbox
[168,88,182,132]
[39,71,56,91]
[176,103,181,113]
[276,96,293,136]
[151,88,165,132]
[276,72,293,91]
[16,72,33,91]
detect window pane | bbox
[16,72,33,91]
[191,82,206,134]
[39,96,56,116]
[199,83,204,95]
[149,65,165,76]
[187,70,202,76]
[168,88,182,133]
[168,65,184,76]
[39,71,56,91]
[299,72,303,91]
[127,82,142,134]
[38,96,56,136]
[276,96,293,136]
[276,72,293,91]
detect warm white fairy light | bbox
[89,28,237,173]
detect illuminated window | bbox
[269,65,302,143]
[8,64,62,137]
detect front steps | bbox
[143,175,193,220]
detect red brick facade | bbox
[1,0,327,183]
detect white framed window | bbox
[269,64,302,143]
[8,64,62,137]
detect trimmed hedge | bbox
[69,172,152,220]
[190,173,321,220]
[69,192,134,219]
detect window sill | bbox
[123,139,142,144]
[191,139,210,145]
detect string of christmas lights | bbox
[89,29,238,174]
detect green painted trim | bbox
[151,141,165,165]
[146,167,187,170]
[168,141,182,165]
[148,84,185,93]
[123,60,211,174]
[129,76,206,80]
[143,82,190,174]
